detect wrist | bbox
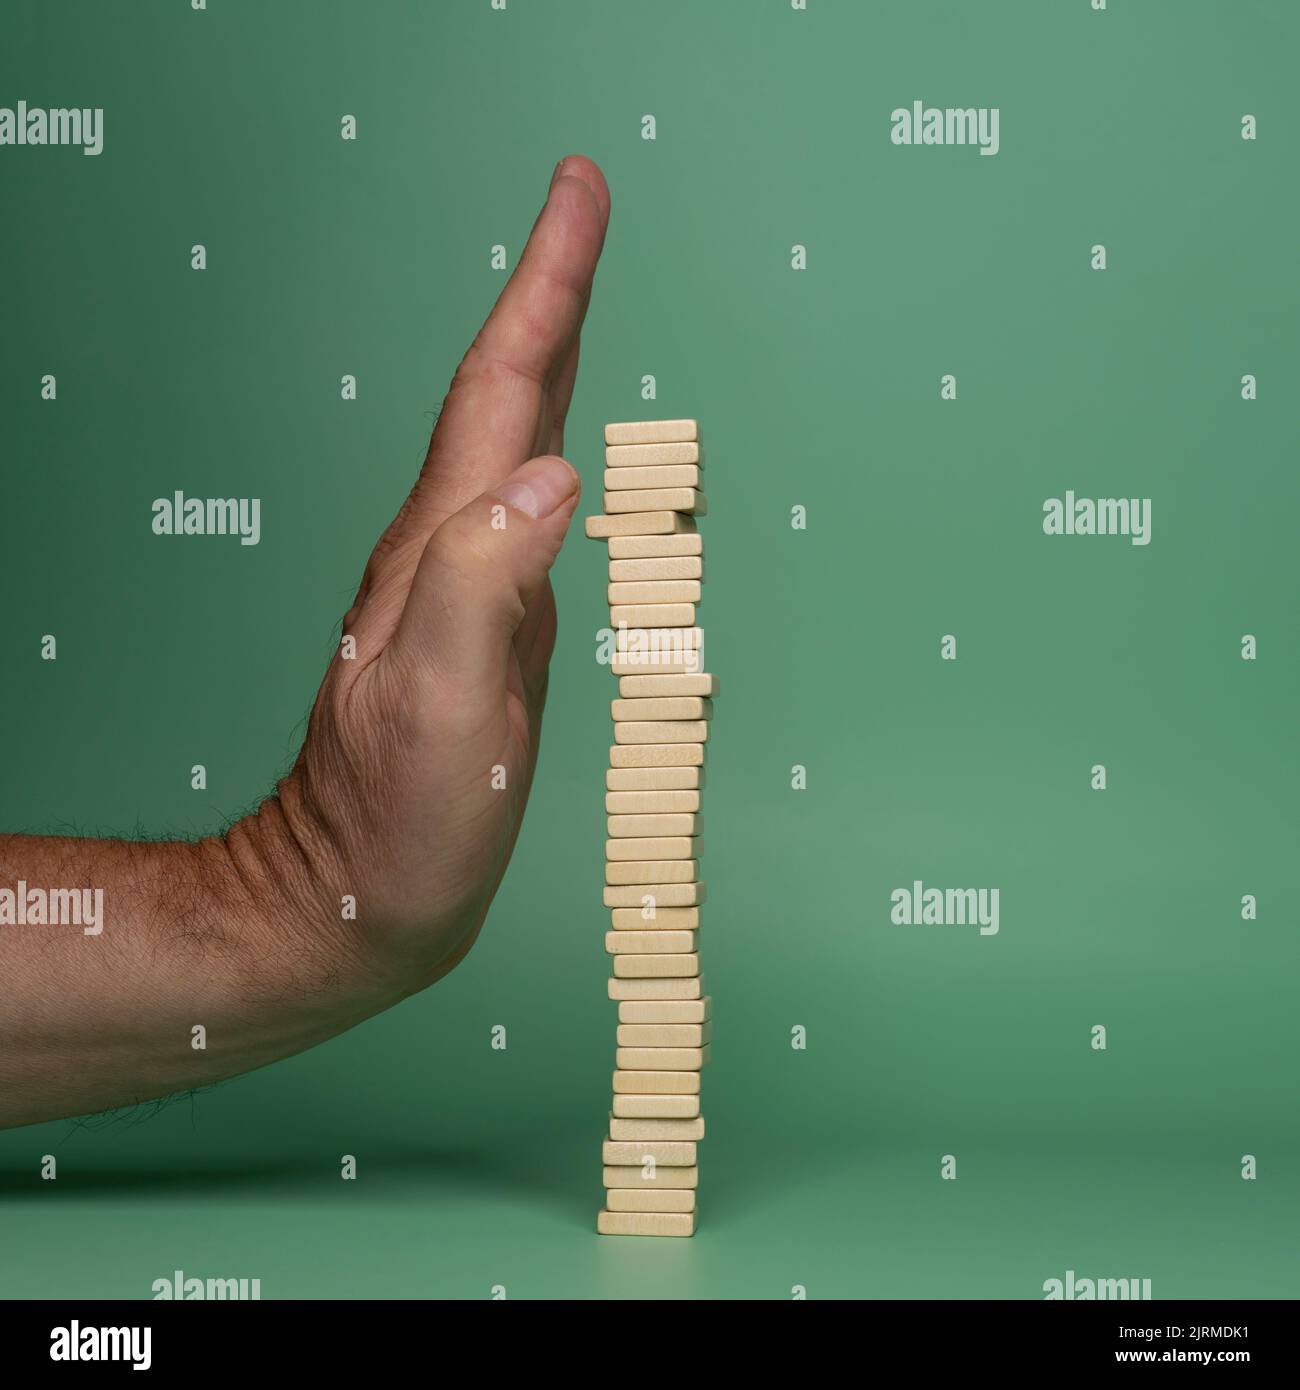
[215,782,401,1016]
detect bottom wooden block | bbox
[605,1187,695,1213]
[597,1209,695,1238]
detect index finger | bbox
[410,155,611,532]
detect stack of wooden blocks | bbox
[585,418,712,1239]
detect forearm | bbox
[0,795,386,1129]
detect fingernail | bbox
[497,458,578,520]
[549,156,569,192]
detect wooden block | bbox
[607,811,700,836]
[608,556,702,581]
[606,766,703,792]
[603,881,705,907]
[607,580,701,604]
[585,511,697,539]
[612,1066,701,1091]
[606,441,701,467]
[613,953,700,978]
[611,1093,701,1118]
[617,1021,712,1047]
[609,603,696,628]
[602,1164,698,1188]
[605,465,702,493]
[618,996,711,1022]
[608,743,705,769]
[607,533,702,560]
[602,1139,695,1166]
[605,860,697,885]
[609,653,702,675]
[610,698,711,724]
[616,1044,711,1070]
[605,790,701,814]
[610,906,701,930]
[606,836,697,862]
[597,1209,695,1237]
[609,653,702,676]
[609,1115,706,1141]
[605,489,706,516]
[605,1186,696,1212]
[618,673,717,698]
[614,721,708,746]
[605,930,697,955]
[604,420,699,447]
[608,975,704,1002]
[615,625,702,650]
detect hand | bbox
[0,155,610,1127]
[246,154,612,999]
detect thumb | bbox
[392,454,580,690]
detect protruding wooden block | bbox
[605,930,697,955]
[606,441,701,467]
[608,743,705,769]
[585,511,697,539]
[612,953,700,978]
[607,811,700,837]
[605,489,705,516]
[605,790,701,814]
[609,653,702,676]
[605,860,697,886]
[607,580,701,605]
[610,906,701,930]
[609,603,696,628]
[603,881,705,908]
[602,1139,696,1166]
[617,1021,712,1047]
[602,1164,698,1188]
[605,465,702,492]
[612,1066,701,1092]
[618,673,718,698]
[609,1115,705,1141]
[611,1093,701,1118]
[604,420,699,447]
[604,1186,696,1212]
[608,975,704,1001]
[607,533,702,560]
[614,721,708,746]
[597,1209,696,1237]
[606,766,704,792]
[616,1044,711,1070]
[608,556,702,582]
[618,996,711,1022]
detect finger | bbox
[408,156,609,534]
[545,317,585,458]
[390,455,581,702]
[513,579,558,709]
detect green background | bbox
[1,0,1296,1299]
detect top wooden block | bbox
[604,419,699,447]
